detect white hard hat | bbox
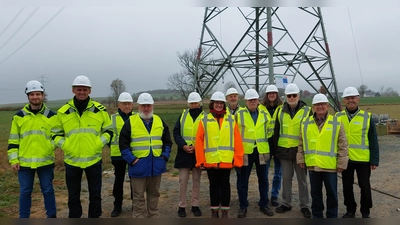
[137,93,154,104]
[312,93,329,104]
[25,80,44,94]
[265,85,279,93]
[210,91,226,102]
[244,89,259,100]
[72,75,91,87]
[285,83,300,95]
[118,92,133,102]
[342,87,359,98]
[187,92,202,103]
[225,87,239,96]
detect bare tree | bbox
[223,81,237,94]
[382,87,399,97]
[358,84,368,97]
[167,48,216,99]
[110,78,126,107]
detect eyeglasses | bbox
[286,94,298,98]
[213,101,225,105]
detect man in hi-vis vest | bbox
[273,83,312,218]
[297,94,348,218]
[8,80,57,218]
[52,75,114,218]
[337,87,379,219]
[109,92,134,217]
[236,89,275,218]
[119,93,172,218]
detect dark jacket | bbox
[273,100,311,160]
[119,115,173,178]
[173,107,203,168]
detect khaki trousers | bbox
[178,167,202,208]
[130,175,161,218]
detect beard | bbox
[139,110,153,120]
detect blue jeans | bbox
[309,171,338,218]
[18,164,56,218]
[266,155,282,198]
[238,150,269,209]
[65,161,102,218]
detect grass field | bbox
[0,98,399,217]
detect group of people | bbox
[7,76,379,219]
[173,84,379,219]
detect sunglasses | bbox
[286,94,298,98]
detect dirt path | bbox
[50,135,400,218]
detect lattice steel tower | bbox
[194,7,341,111]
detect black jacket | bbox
[173,107,203,168]
[273,100,311,160]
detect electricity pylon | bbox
[194,7,341,111]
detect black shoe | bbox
[237,208,247,218]
[342,211,355,218]
[178,207,186,218]
[362,214,370,218]
[301,208,311,218]
[276,205,292,213]
[111,208,122,217]
[270,197,279,207]
[191,206,202,217]
[260,206,274,216]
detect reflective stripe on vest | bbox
[202,112,235,163]
[302,115,340,169]
[129,114,163,157]
[237,107,270,154]
[180,109,203,146]
[278,106,310,148]
[336,110,370,162]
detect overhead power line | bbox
[0,7,25,38]
[0,7,39,52]
[0,7,65,67]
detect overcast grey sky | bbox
[0,6,399,104]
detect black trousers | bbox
[65,161,102,218]
[342,162,372,215]
[206,168,232,207]
[112,159,132,209]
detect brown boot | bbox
[221,210,228,218]
[211,209,219,218]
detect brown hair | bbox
[261,92,283,107]
[208,100,226,110]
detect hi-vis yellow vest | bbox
[110,112,134,157]
[258,104,281,134]
[336,110,370,162]
[180,109,203,146]
[236,106,272,154]
[278,106,310,148]
[202,112,235,164]
[302,115,341,169]
[129,114,163,158]
[52,99,113,168]
[8,104,56,168]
